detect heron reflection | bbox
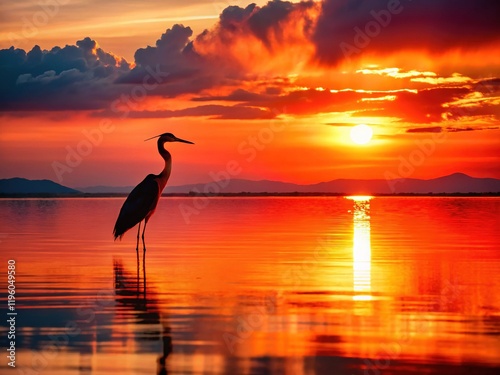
[113,259,172,374]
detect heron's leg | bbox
[136,221,141,253]
[136,250,140,295]
[143,255,147,298]
[142,221,147,282]
[142,220,147,254]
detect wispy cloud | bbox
[411,73,472,85]
[406,126,442,133]
[94,104,275,120]
[356,68,436,79]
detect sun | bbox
[350,124,373,145]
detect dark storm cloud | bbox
[0,1,318,114]
[117,1,316,93]
[133,24,196,70]
[247,0,315,47]
[219,4,257,32]
[115,24,220,98]
[214,0,315,46]
[314,0,500,64]
[0,38,129,111]
[1,0,498,122]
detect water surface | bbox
[0,197,499,374]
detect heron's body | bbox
[112,173,166,241]
[113,133,193,252]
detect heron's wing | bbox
[113,175,160,239]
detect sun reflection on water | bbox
[347,196,372,301]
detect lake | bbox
[0,197,499,375]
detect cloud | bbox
[473,78,500,96]
[194,0,318,74]
[313,0,500,64]
[446,126,499,133]
[109,82,487,122]
[246,0,314,48]
[0,38,130,111]
[0,1,319,113]
[192,85,480,123]
[0,0,499,126]
[356,68,472,86]
[356,68,436,79]
[94,104,275,120]
[406,126,442,133]
[394,122,498,135]
[133,24,195,69]
[356,86,473,123]
[192,89,272,103]
[446,127,474,133]
[114,24,219,98]
[411,73,472,85]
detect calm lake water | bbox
[0,197,499,375]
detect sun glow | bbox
[350,124,373,145]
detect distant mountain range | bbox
[1,173,499,196]
[0,178,79,195]
[80,173,499,194]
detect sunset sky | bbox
[0,0,499,188]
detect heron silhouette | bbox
[113,133,194,256]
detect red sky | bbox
[0,0,499,188]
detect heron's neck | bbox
[157,141,172,187]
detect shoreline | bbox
[1,192,499,198]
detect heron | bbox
[113,132,194,256]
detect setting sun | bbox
[350,124,373,145]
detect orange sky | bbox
[0,0,499,188]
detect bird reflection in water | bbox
[113,258,172,374]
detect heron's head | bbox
[145,132,194,144]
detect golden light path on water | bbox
[347,196,373,301]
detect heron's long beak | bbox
[144,134,194,144]
[174,137,194,144]
[144,134,161,141]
